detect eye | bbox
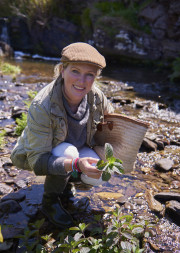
[87,73,95,78]
[72,69,79,74]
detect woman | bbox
[11,42,114,228]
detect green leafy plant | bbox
[0,130,6,149]
[0,225,3,243]
[54,208,148,252]
[96,143,124,181]
[0,62,21,77]
[170,57,180,82]
[16,218,49,252]
[15,112,27,136]
[15,90,37,135]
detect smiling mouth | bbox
[73,85,85,91]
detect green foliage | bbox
[0,225,3,243]
[96,143,124,181]
[0,62,21,77]
[15,90,37,135]
[0,130,6,149]
[170,57,180,82]
[15,112,27,136]
[16,209,152,252]
[16,218,49,252]
[93,1,151,32]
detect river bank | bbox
[0,59,179,252]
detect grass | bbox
[0,62,21,76]
[0,130,6,149]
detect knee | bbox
[52,142,79,159]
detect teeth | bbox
[74,85,84,90]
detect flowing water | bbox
[0,57,180,252]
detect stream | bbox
[0,57,179,252]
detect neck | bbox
[62,87,80,113]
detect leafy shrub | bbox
[15,112,27,136]
[15,90,37,135]
[0,62,21,77]
[17,209,150,252]
[170,57,180,82]
[0,130,6,149]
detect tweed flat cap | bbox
[61,42,106,68]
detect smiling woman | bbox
[10,42,114,229]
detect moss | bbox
[170,57,180,82]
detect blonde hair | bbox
[53,62,102,80]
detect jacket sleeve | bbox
[24,101,67,176]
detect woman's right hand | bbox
[78,157,102,179]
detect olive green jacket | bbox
[10,76,114,175]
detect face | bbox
[61,63,99,105]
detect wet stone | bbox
[154,192,180,203]
[0,241,14,251]
[0,200,22,217]
[1,191,26,202]
[165,200,180,225]
[145,189,163,212]
[0,183,13,195]
[142,137,158,151]
[24,205,38,218]
[2,226,23,240]
[15,179,27,188]
[155,158,174,171]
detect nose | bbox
[78,74,86,84]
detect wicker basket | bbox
[94,113,149,173]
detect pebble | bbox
[165,200,180,225]
[0,183,13,195]
[155,158,174,171]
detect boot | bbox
[41,193,74,229]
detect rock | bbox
[15,179,27,188]
[11,106,27,119]
[155,158,174,171]
[0,183,13,195]
[2,226,23,240]
[94,192,124,200]
[165,200,180,225]
[1,191,26,202]
[117,196,127,205]
[154,192,180,203]
[0,240,13,251]
[0,200,22,217]
[142,137,158,151]
[0,41,14,58]
[145,189,163,212]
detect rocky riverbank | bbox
[0,62,180,252]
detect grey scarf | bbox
[63,94,90,149]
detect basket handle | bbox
[97,121,113,131]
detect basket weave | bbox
[94,114,149,172]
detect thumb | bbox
[87,157,99,165]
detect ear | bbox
[61,68,64,78]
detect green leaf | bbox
[115,158,123,164]
[69,227,80,231]
[97,160,108,171]
[102,171,111,181]
[121,232,134,240]
[80,247,91,253]
[0,226,3,243]
[132,227,144,234]
[79,223,89,232]
[105,143,113,160]
[74,232,83,241]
